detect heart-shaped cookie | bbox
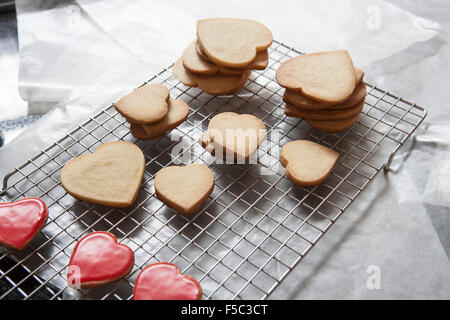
[197,18,272,68]
[0,198,48,250]
[155,164,214,215]
[284,82,366,111]
[130,99,189,140]
[133,262,201,300]
[276,51,356,104]
[61,141,145,208]
[173,59,250,95]
[67,232,134,289]
[114,84,169,124]
[280,140,339,186]
[201,112,266,162]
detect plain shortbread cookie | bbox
[61,141,145,208]
[280,140,339,186]
[155,164,214,215]
[197,18,272,68]
[276,51,356,104]
[201,112,266,162]
[114,84,169,124]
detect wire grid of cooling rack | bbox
[0,40,426,300]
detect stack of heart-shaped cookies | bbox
[113,83,189,140]
[276,50,366,133]
[173,18,273,95]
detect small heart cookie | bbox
[276,51,356,104]
[114,84,169,124]
[130,99,189,140]
[61,141,145,208]
[67,232,134,289]
[0,198,48,250]
[173,58,250,95]
[280,140,339,186]
[155,164,214,215]
[284,83,366,111]
[284,100,364,121]
[200,112,266,162]
[196,40,269,71]
[307,112,360,133]
[197,18,272,68]
[133,262,202,300]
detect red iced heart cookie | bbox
[0,198,48,250]
[133,263,202,300]
[67,231,134,289]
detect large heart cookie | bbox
[67,232,134,289]
[201,112,266,162]
[114,84,169,124]
[130,99,189,140]
[61,141,145,208]
[133,262,202,300]
[276,51,356,104]
[280,140,339,186]
[0,198,48,250]
[173,59,250,95]
[155,164,214,215]
[197,18,272,68]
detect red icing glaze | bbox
[133,262,202,300]
[67,232,134,288]
[0,198,48,250]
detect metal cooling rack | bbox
[0,40,427,300]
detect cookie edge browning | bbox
[355,67,364,84]
[67,231,135,289]
[0,198,48,251]
[283,79,366,111]
[60,141,145,208]
[280,140,339,187]
[199,70,251,96]
[284,99,364,121]
[182,41,219,76]
[154,164,215,215]
[197,18,273,68]
[173,59,250,95]
[133,262,202,300]
[114,84,170,125]
[306,111,361,133]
